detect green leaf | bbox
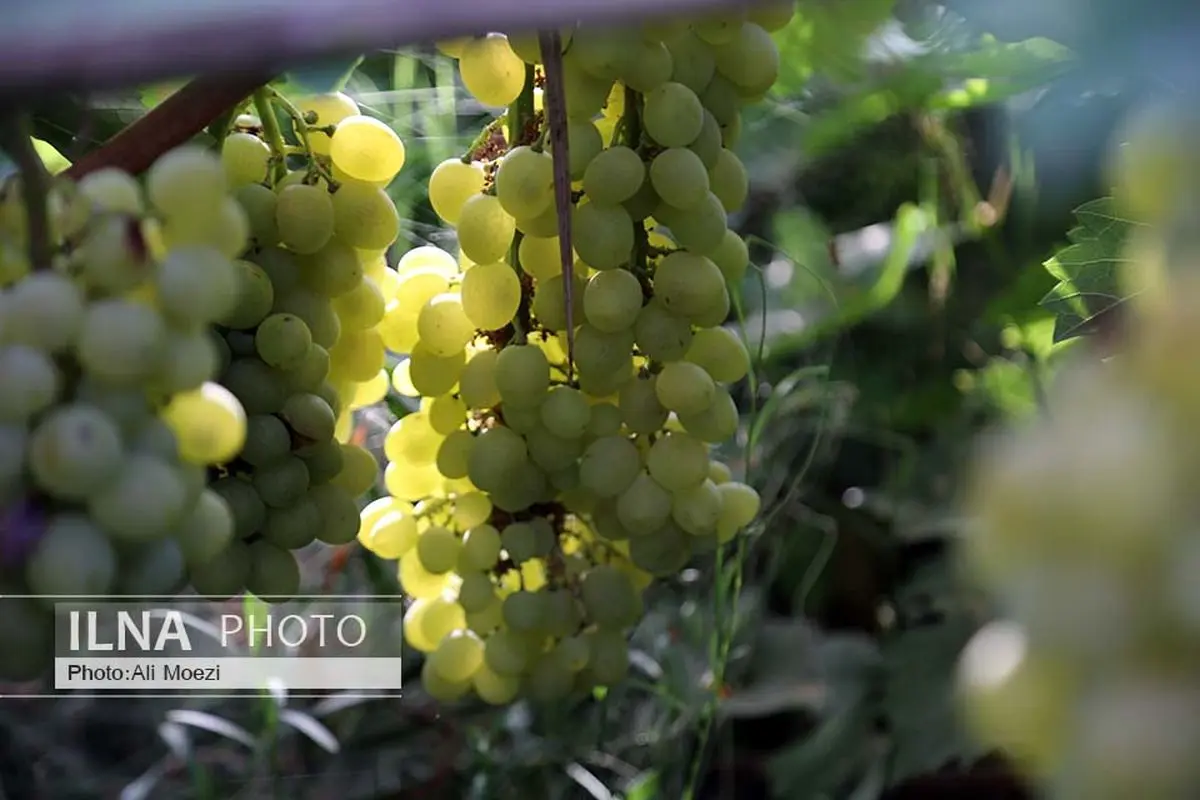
[31,138,69,174]
[624,771,660,800]
[286,56,365,95]
[1039,197,1144,343]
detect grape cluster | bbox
[958,279,1200,797]
[0,88,405,679]
[354,7,786,704]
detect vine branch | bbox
[539,30,575,379]
[63,72,270,180]
[0,110,52,270]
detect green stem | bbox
[462,116,507,162]
[252,89,288,183]
[265,87,339,186]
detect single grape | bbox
[495,146,555,220]
[331,179,400,250]
[329,115,406,184]
[459,34,526,107]
[221,132,272,187]
[428,159,486,225]
[583,268,644,332]
[276,184,335,254]
[461,260,521,330]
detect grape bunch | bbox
[353,6,786,704]
[958,305,1200,799]
[0,88,406,679]
[195,95,406,600]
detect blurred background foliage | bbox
[0,0,1181,797]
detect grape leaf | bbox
[1039,197,1144,343]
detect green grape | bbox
[422,658,472,701]
[656,360,716,415]
[331,179,400,249]
[643,82,705,147]
[26,513,117,596]
[716,481,760,537]
[76,299,166,384]
[241,414,291,466]
[586,628,630,684]
[582,146,646,205]
[580,435,640,497]
[77,167,143,214]
[461,523,502,570]
[712,23,780,96]
[461,260,521,330]
[28,403,123,501]
[581,565,639,628]
[0,424,26,490]
[272,288,341,348]
[650,147,710,209]
[300,439,344,484]
[573,28,639,81]
[161,382,247,466]
[629,519,692,575]
[146,145,227,219]
[689,110,723,168]
[517,235,565,281]
[495,345,550,407]
[281,392,336,441]
[459,349,501,408]
[525,652,576,702]
[276,184,335,255]
[474,663,521,704]
[686,326,750,382]
[253,246,301,294]
[501,521,541,562]
[709,148,749,212]
[219,259,275,329]
[527,426,584,472]
[623,39,674,93]
[484,628,532,675]
[495,146,555,220]
[428,158,486,225]
[223,358,286,414]
[221,132,272,187]
[514,202,561,238]
[677,386,738,443]
[573,202,633,270]
[457,194,517,264]
[634,300,693,362]
[296,92,359,155]
[541,386,591,439]
[365,510,418,558]
[748,0,796,31]
[417,293,475,357]
[467,424,528,492]
[89,455,188,543]
[454,492,493,529]
[671,478,722,535]
[619,375,668,434]
[647,431,709,491]
[666,32,716,94]
[659,191,728,255]
[574,323,635,377]
[298,239,363,298]
[161,196,249,259]
[561,56,614,120]
[583,268,644,332]
[623,174,661,221]
[385,412,443,466]
[502,590,546,633]
[709,229,749,282]
[460,34,526,107]
[253,456,310,508]
[256,313,313,370]
[260,497,321,549]
[701,75,741,126]
[417,526,461,573]
[653,251,726,321]
[422,394,462,436]
[568,120,605,179]
[5,271,83,352]
[332,275,385,330]
[156,245,238,327]
[246,541,301,599]
[532,273,585,331]
[116,539,186,595]
[78,215,150,293]
[189,539,251,599]
[429,629,485,683]
[329,115,406,184]
[617,471,673,533]
[435,429,474,478]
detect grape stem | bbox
[63,73,269,179]
[264,86,339,187]
[538,30,576,379]
[0,109,52,271]
[461,116,507,163]
[253,88,289,184]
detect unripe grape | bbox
[460,34,526,107]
